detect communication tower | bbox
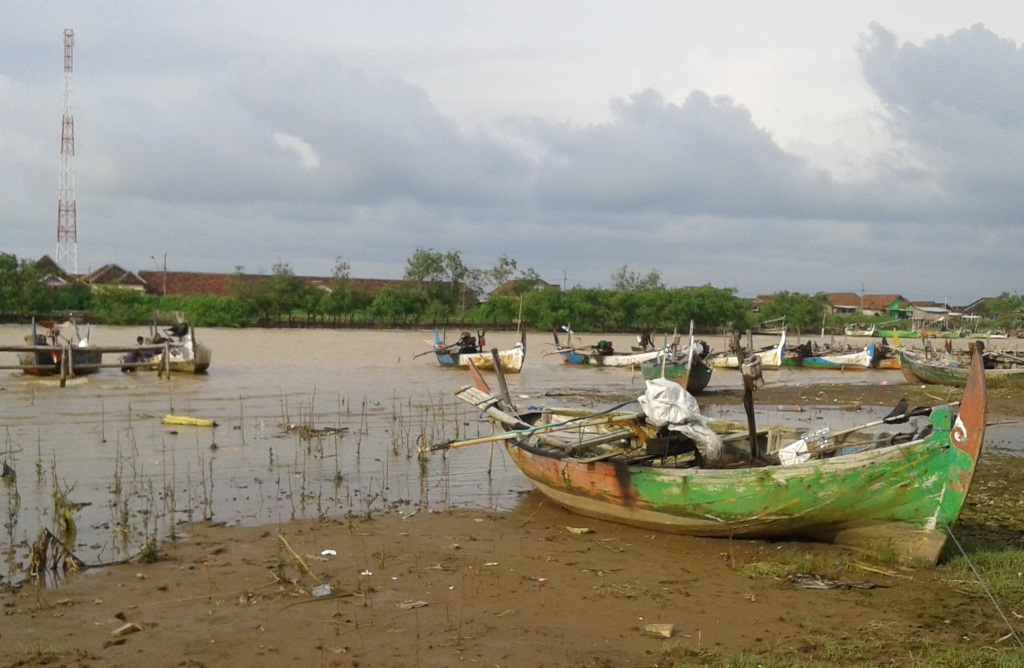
[56,28,78,275]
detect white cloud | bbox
[273,133,320,169]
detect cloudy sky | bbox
[2,2,1023,304]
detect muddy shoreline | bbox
[2,380,1023,667]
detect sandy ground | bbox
[2,381,1022,668]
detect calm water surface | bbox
[0,325,1017,578]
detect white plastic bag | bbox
[638,378,724,466]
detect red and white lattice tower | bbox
[56,28,78,275]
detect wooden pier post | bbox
[59,345,69,387]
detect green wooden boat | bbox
[640,355,714,394]
[447,344,988,564]
[877,329,921,339]
[900,348,1024,389]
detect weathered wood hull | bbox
[435,330,526,374]
[507,421,962,562]
[125,321,212,374]
[138,339,212,374]
[878,329,921,339]
[458,344,987,564]
[18,321,103,376]
[640,358,713,394]
[781,345,874,370]
[435,345,525,373]
[557,348,661,367]
[708,332,786,370]
[874,356,901,370]
[900,350,1024,389]
[18,348,103,376]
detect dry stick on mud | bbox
[277,533,321,584]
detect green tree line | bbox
[3,250,1019,334]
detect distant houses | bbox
[751,291,997,332]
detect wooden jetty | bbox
[0,341,182,387]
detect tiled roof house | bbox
[135,270,411,297]
[84,264,147,292]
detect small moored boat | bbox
[707,331,786,370]
[640,335,714,394]
[19,318,103,377]
[782,341,878,370]
[900,346,1024,389]
[844,323,877,337]
[122,316,212,374]
[552,328,660,368]
[431,329,526,374]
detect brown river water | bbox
[0,325,1017,579]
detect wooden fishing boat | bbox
[707,331,786,370]
[873,350,902,370]
[877,328,920,339]
[640,337,714,394]
[640,354,713,393]
[155,322,211,374]
[122,316,212,374]
[900,347,1024,389]
[435,343,988,564]
[752,316,786,335]
[552,329,660,368]
[432,329,526,373]
[782,343,877,370]
[18,319,103,377]
[844,323,877,337]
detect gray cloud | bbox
[2,13,1022,304]
[859,22,1024,225]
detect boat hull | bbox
[455,342,987,564]
[708,332,786,370]
[138,340,212,374]
[900,351,1024,389]
[639,359,713,394]
[506,400,978,563]
[781,346,874,370]
[435,345,525,373]
[18,348,103,376]
[558,349,660,367]
[878,329,921,339]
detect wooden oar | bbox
[417,409,644,453]
[418,431,523,452]
[413,349,440,359]
[543,348,582,357]
[827,399,935,441]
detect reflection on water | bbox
[0,325,1016,582]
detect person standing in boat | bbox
[454,331,478,354]
[121,336,147,372]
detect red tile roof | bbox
[135,271,413,297]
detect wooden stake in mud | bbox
[277,534,321,584]
[681,320,695,391]
[59,345,68,387]
[159,340,172,378]
[734,337,763,462]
